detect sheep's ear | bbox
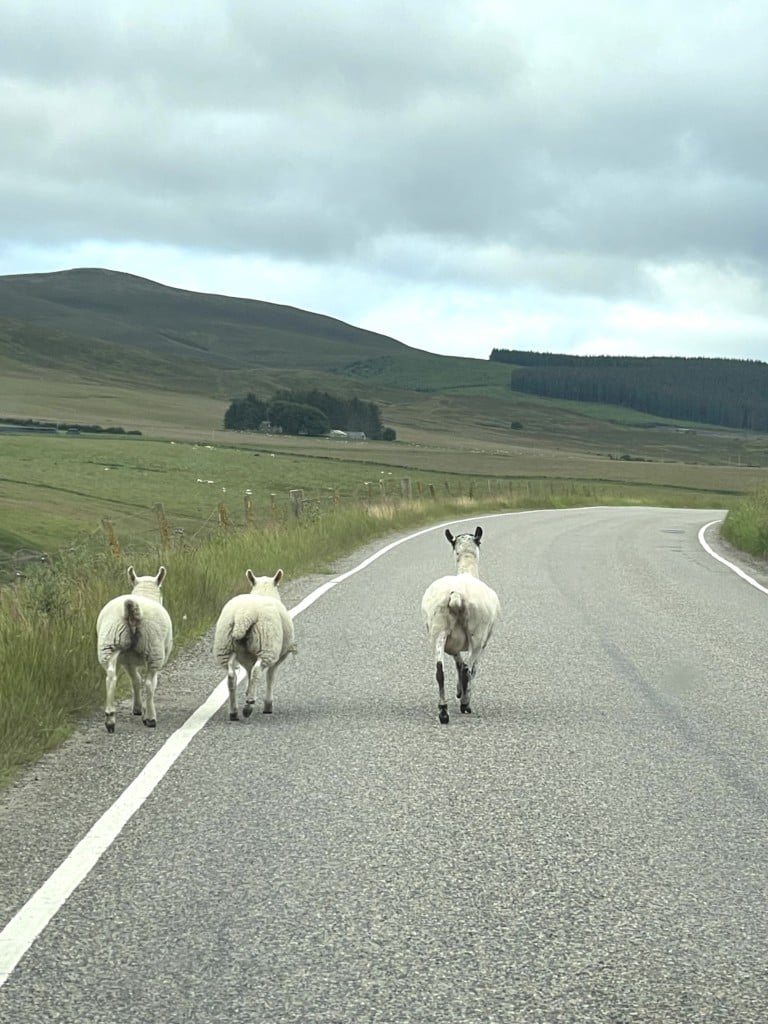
[246,569,256,586]
[273,569,284,586]
[445,529,455,546]
[474,527,483,544]
[156,566,167,585]
[127,566,137,584]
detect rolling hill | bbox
[2,267,768,472]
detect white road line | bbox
[698,519,768,596]
[0,508,754,986]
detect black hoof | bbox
[263,703,273,715]
[229,711,240,721]
[132,708,142,716]
[438,708,449,725]
[242,702,254,718]
[460,705,472,715]
[143,718,156,728]
[105,721,115,734]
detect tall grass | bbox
[720,486,768,556]
[0,480,736,787]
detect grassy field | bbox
[0,430,754,573]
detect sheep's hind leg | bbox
[242,658,263,717]
[104,652,120,733]
[262,663,276,714]
[433,631,449,724]
[227,655,240,721]
[457,656,473,715]
[127,664,143,716]
[436,659,449,724]
[142,669,159,728]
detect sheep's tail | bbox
[447,590,464,615]
[123,598,142,634]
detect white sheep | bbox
[96,565,174,733]
[420,526,500,724]
[213,568,297,720]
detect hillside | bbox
[2,268,768,472]
[0,268,506,396]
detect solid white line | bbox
[1,507,753,986]
[698,519,768,596]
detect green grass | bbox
[721,486,768,557]
[0,432,750,571]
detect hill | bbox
[0,268,506,395]
[2,268,768,472]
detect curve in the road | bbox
[0,509,732,987]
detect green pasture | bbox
[0,432,755,568]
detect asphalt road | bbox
[2,506,768,1023]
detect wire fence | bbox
[0,475,524,585]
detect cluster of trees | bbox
[489,350,768,432]
[223,389,396,440]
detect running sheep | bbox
[214,568,297,720]
[97,565,174,733]
[420,526,500,724]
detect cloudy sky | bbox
[3,1,768,361]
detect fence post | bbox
[244,491,254,527]
[218,502,230,529]
[290,489,305,519]
[101,519,121,559]
[429,484,436,500]
[400,478,412,500]
[153,503,171,549]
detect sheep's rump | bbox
[96,594,173,669]
[214,594,295,667]
[421,573,500,655]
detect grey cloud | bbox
[3,0,768,357]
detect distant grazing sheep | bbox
[420,526,500,724]
[213,568,297,720]
[97,566,173,733]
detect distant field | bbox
[0,430,755,575]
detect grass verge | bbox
[721,486,768,556]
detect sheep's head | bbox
[127,565,167,603]
[445,526,482,550]
[246,568,284,597]
[445,527,483,573]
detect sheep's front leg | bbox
[104,652,120,733]
[242,657,263,718]
[142,669,159,728]
[227,655,240,721]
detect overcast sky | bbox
[2,1,768,362]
